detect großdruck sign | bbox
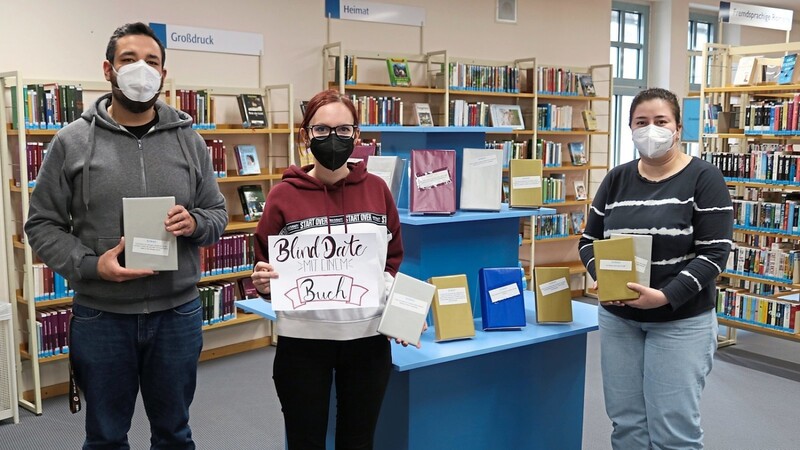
[149,22,264,56]
[268,233,382,311]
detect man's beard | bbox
[109,72,162,114]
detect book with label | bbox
[410,149,457,215]
[414,103,434,126]
[593,237,639,302]
[533,267,573,323]
[509,158,543,208]
[122,196,178,271]
[237,94,267,128]
[234,145,262,176]
[377,272,435,346]
[237,185,266,222]
[778,53,800,85]
[733,56,757,86]
[366,156,405,203]
[429,274,476,342]
[610,233,653,287]
[478,267,526,330]
[460,148,503,211]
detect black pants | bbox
[273,335,392,450]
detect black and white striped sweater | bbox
[579,157,733,322]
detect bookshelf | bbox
[699,41,800,346]
[0,73,291,413]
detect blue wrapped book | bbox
[478,267,527,330]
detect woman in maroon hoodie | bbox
[251,89,404,450]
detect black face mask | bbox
[310,134,355,171]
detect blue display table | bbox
[236,295,598,450]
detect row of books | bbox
[701,149,800,184]
[541,176,566,204]
[200,233,256,277]
[536,104,573,131]
[32,307,71,359]
[167,89,216,129]
[205,139,228,178]
[741,97,800,135]
[533,213,570,239]
[715,287,799,334]
[24,141,48,188]
[726,243,800,284]
[10,83,84,130]
[447,62,521,93]
[31,263,74,302]
[448,100,491,127]
[486,140,529,166]
[350,95,403,126]
[332,55,358,85]
[534,67,595,96]
[380,266,573,346]
[535,139,563,167]
[732,196,800,235]
[733,53,800,86]
[199,281,238,326]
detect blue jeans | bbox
[70,298,203,450]
[599,307,717,450]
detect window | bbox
[610,2,649,166]
[688,13,716,92]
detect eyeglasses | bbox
[307,124,357,140]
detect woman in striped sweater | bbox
[579,88,733,450]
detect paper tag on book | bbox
[488,283,521,303]
[416,169,451,190]
[539,277,570,297]
[470,154,499,168]
[437,287,468,305]
[512,176,541,189]
[392,293,429,315]
[131,237,170,256]
[599,260,632,271]
[635,257,648,274]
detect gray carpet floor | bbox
[0,319,798,449]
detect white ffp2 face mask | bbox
[113,59,162,102]
[632,124,676,159]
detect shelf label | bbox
[150,23,264,56]
[325,0,426,27]
[719,2,793,31]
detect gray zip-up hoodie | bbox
[24,93,228,314]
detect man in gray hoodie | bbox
[24,22,227,449]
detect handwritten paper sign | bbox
[268,233,382,311]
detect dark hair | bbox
[106,22,166,65]
[300,90,359,132]
[628,88,681,126]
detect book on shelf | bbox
[366,155,405,203]
[349,144,377,164]
[489,104,525,130]
[778,53,800,85]
[533,267,573,323]
[578,74,596,96]
[573,179,587,200]
[237,185,266,222]
[460,148,503,211]
[414,103,434,126]
[610,233,652,287]
[593,237,639,302]
[478,267,526,331]
[410,149,457,215]
[122,196,178,271]
[333,55,358,85]
[756,57,783,84]
[234,145,262,176]
[429,274,476,342]
[570,211,585,235]
[237,94,267,128]
[377,272,435,346]
[568,141,587,166]
[386,57,411,87]
[733,56,757,86]
[237,277,260,300]
[581,109,598,131]
[299,100,309,116]
[509,158,543,208]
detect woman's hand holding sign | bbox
[252,261,279,296]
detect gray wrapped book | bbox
[367,155,405,203]
[378,272,435,346]
[460,148,503,211]
[122,196,178,271]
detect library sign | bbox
[325,0,426,26]
[267,233,382,311]
[149,22,264,56]
[719,2,793,32]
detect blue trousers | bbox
[599,307,717,450]
[70,298,203,450]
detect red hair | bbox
[300,89,359,132]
